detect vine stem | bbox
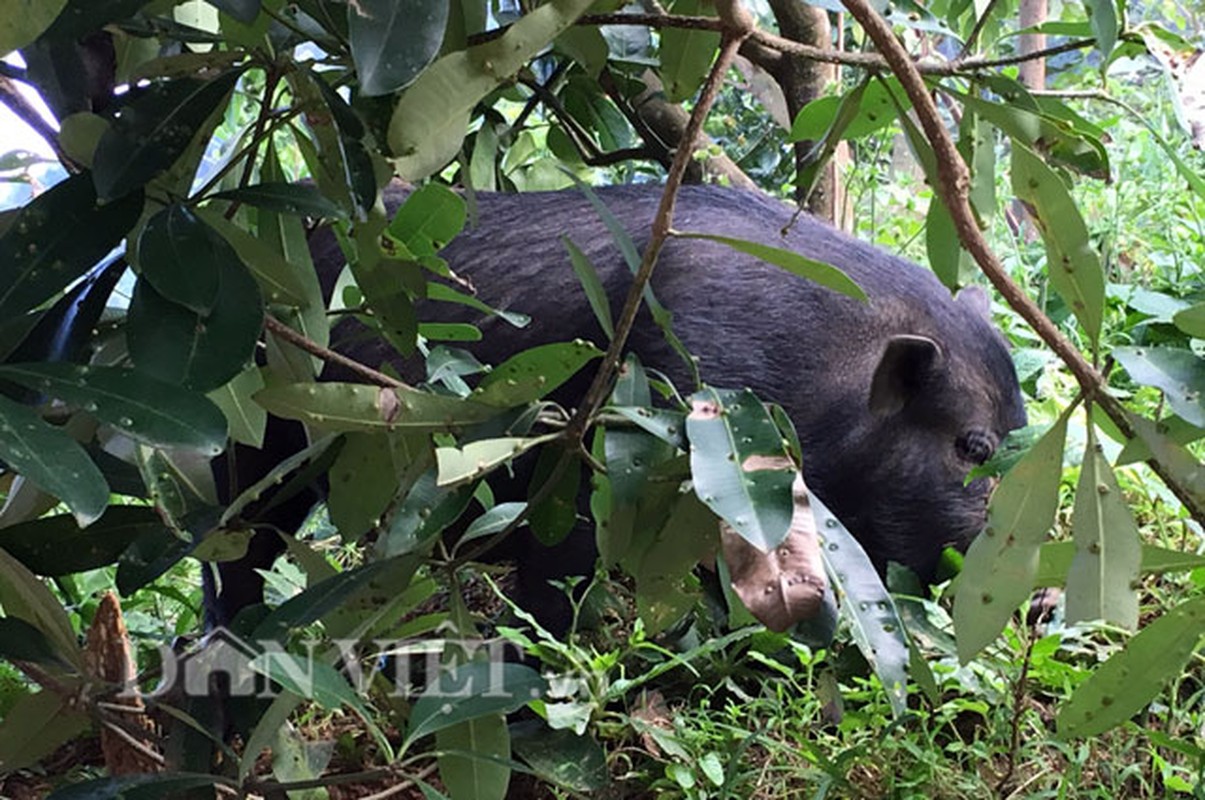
[836,0,1205,525]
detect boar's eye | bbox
[956,430,995,464]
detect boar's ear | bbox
[868,335,944,416]
[955,285,991,319]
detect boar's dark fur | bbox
[208,184,1026,626]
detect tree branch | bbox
[263,315,408,389]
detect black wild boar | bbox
[208,184,1026,625]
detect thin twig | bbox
[996,629,1036,793]
[836,0,1205,524]
[0,75,77,170]
[959,0,1008,59]
[262,315,408,389]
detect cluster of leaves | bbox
[0,0,1204,796]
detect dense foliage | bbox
[1,0,1205,796]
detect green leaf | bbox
[0,506,164,576]
[389,0,595,180]
[0,616,70,666]
[387,182,467,257]
[0,690,89,773]
[1113,346,1205,428]
[1058,595,1205,738]
[437,715,512,800]
[1037,542,1205,587]
[955,414,1068,663]
[1173,302,1205,338]
[1084,0,1118,58]
[1066,424,1141,628]
[0,547,82,670]
[209,181,348,218]
[925,196,962,291]
[957,88,1109,179]
[254,382,500,433]
[127,257,263,393]
[194,206,309,308]
[563,236,614,340]
[380,470,476,557]
[349,0,448,96]
[1010,143,1105,345]
[510,720,609,791]
[675,232,867,302]
[660,0,719,102]
[405,661,545,744]
[250,653,392,758]
[0,172,142,320]
[93,72,242,201]
[813,497,911,717]
[0,363,227,454]
[527,444,581,546]
[686,387,795,551]
[789,77,907,142]
[329,431,431,539]
[0,0,67,54]
[0,395,108,527]
[137,204,225,313]
[474,341,603,407]
[252,556,410,640]
[435,436,554,486]
[207,365,267,448]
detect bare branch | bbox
[263,315,408,389]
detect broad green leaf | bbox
[602,425,680,567]
[510,720,609,792]
[255,382,500,432]
[126,260,263,394]
[194,206,309,308]
[0,548,82,670]
[329,431,431,539]
[0,506,163,576]
[1173,302,1205,338]
[250,653,392,758]
[1113,346,1205,428]
[955,414,1068,663]
[93,71,242,200]
[1066,424,1141,629]
[389,0,595,180]
[0,173,142,320]
[660,0,719,102]
[925,196,962,291]
[629,490,717,635]
[379,470,476,557]
[1037,542,1205,587]
[349,0,448,96]
[437,715,511,800]
[607,406,687,450]
[0,0,67,54]
[789,77,907,142]
[115,522,194,595]
[405,661,545,744]
[267,722,334,798]
[207,365,267,448]
[526,444,581,546]
[461,502,528,545]
[1084,0,1118,58]
[137,204,224,313]
[1123,413,1205,511]
[0,690,89,773]
[0,363,227,454]
[958,89,1109,179]
[1011,143,1105,345]
[1058,595,1205,738]
[0,616,68,665]
[252,557,408,640]
[675,232,867,302]
[474,341,603,407]
[813,497,911,717]
[0,395,108,527]
[554,25,608,78]
[387,180,467,257]
[563,235,614,340]
[967,110,997,217]
[209,181,348,218]
[686,387,795,551]
[435,436,554,486]
[190,529,253,562]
